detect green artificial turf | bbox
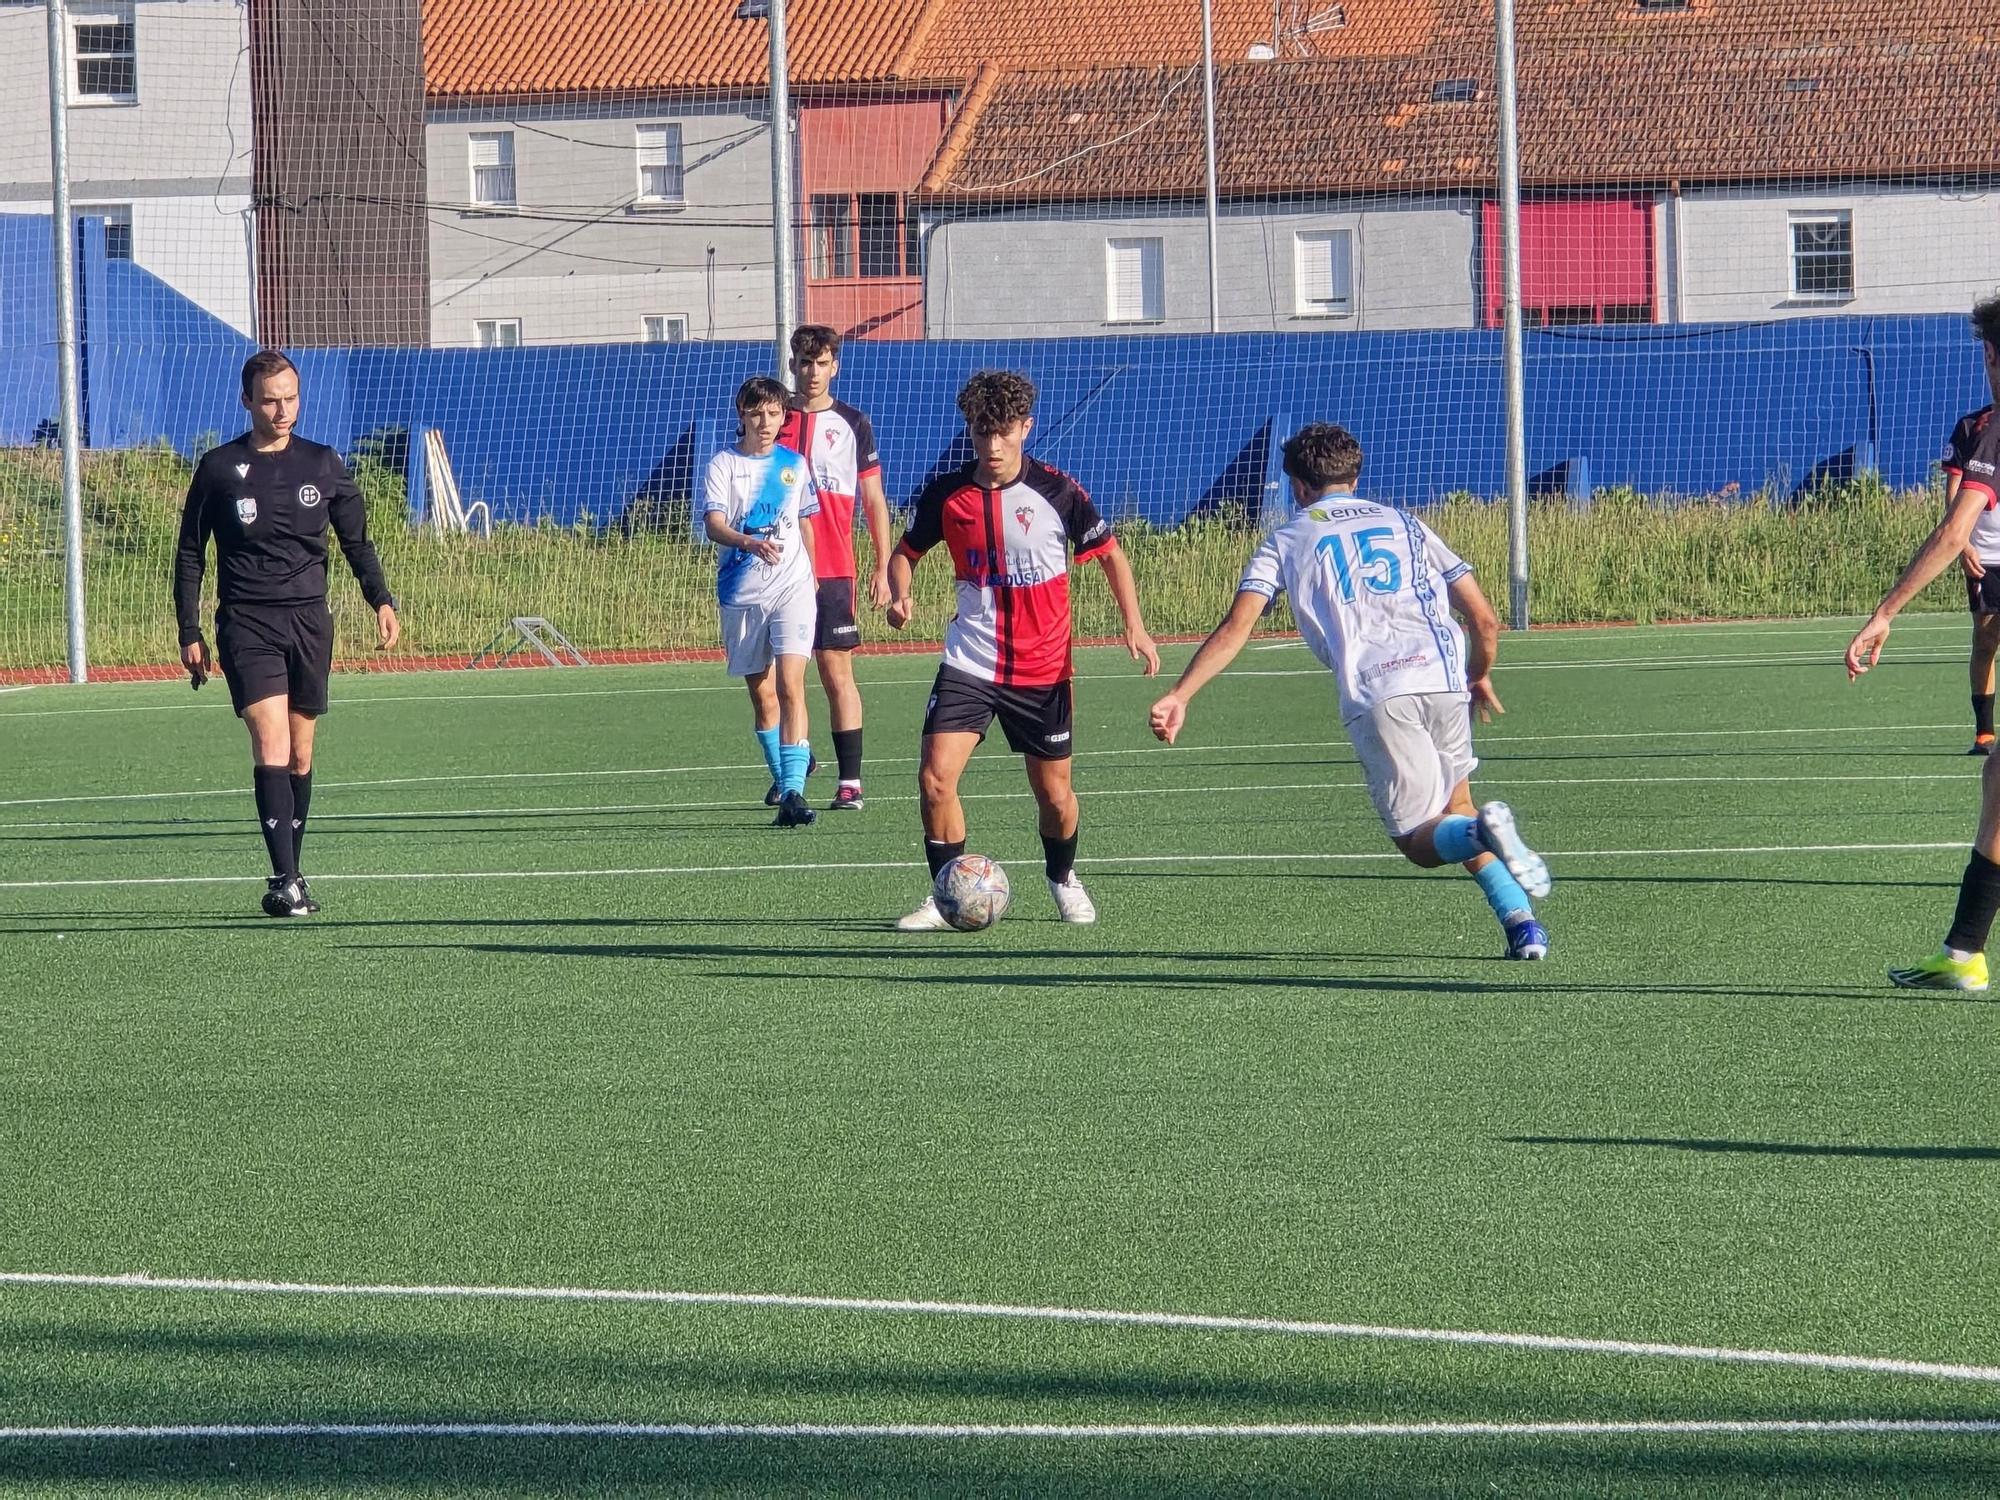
[2,616,1998,1495]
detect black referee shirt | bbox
[172,433,393,647]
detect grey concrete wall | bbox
[0,0,253,334]
[921,198,1481,337]
[1676,183,2000,321]
[428,97,786,346]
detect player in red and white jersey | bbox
[779,326,892,810]
[1941,381,2000,755]
[886,370,1159,929]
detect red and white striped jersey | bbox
[896,457,1116,688]
[779,399,880,582]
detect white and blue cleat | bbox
[1478,800,1551,900]
[1504,917,1550,961]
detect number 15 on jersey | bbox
[1317,526,1403,601]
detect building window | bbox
[1294,230,1354,317]
[636,123,684,205]
[78,204,132,260]
[476,319,521,349]
[641,314,688,344]
[469,132,517,209]
[1105,237,1164,323]
[810,194,854,280]
[72,8,136,101]
[1789,211,1853,299]
[857,193,903,280]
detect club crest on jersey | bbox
[297,484,323,508]
[235,497,257,525]
[1014,505,1034,534]
[780,466,800,487]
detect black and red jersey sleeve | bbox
[841,401,881,480]
[896,470,953,562]
[1960,410,2000,506]
[1943,408,1991,478]
[1034,461,1115,562]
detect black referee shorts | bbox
[922,664,1074,760]
[1968,570,2000,616]
[216,602,335,717]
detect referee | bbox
[172,350,399,916]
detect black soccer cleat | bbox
[773,790,817,827]
[829,784,865,812]
[260,875,312,917]
[292,876,322,915]
[764,781,784,807]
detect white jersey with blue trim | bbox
[703,444,819,608]
[1238,495,1473,722]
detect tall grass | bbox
[0,445,1962,671]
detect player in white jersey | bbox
[703,376,821,827]
[1148,424,1552,960]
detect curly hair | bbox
[790,324,841,361]
[957,370,1037,434]
[1280,423,1364,490]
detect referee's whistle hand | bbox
[376,604,401,651]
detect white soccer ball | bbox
[933,854,1011,932]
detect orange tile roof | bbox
[423,0,940,97]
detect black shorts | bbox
[1968,571,2000,615]
[813,577,861,652]
[922,665,1073,760]
[216,602,334,717]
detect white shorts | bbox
[1346,692,1478,837]
[720,593,815,677]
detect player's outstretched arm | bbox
[1448,573,1504,721]
[1149,590,1264,743]
[1093,541,1159,675]
[1849,481,1988,679]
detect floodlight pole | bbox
[47,0,88,681]
[1495,0,1529,630]
[1200,0,1221,333]
[764,0,796,384]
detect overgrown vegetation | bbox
[0,445,1961,671]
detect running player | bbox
[1147,423,1552,959]
[172,349,400,917]
[1941,303,2000,754]
[887,370,1159,929]
[704,376,821,828]
[1849,294,2000,989]
[780,325,892,810]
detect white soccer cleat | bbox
[1477,800,1551,900]
[1047,872,1097,925]
[896,894,954,932]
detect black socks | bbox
[1976,694,1995,739]
[832,728,864,784]
[1946,850,2000,955]
[251,766,296,878]
[924,838,966,879]
[1042,830,1079,884]
[290,770,313,869]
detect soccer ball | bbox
[933,854,1011,931]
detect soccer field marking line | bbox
[5,1270,2000,1388]
[0,722,1971,810]
[0,842,1969,893]
[3,1418,1998,1444]
[0,769,1981,834]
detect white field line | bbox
[5,1269,2000,1387]
[0,769,1981,835]
[3,1418,1999,1444]
[0,722,1970,812]
[0,645,1963,720]
[0,842,1968,894]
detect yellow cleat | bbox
[1888,950,1989,992]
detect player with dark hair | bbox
[1149,423,1552,959]
[1940,294,2000,754]
[887,370,1159,929]
[173,349,400,916]
[779,324,891,809]
[1849,296,2000,989]
[705,375,821,827]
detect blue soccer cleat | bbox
[1504,917,1550,961]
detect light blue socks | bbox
[1474,860,1534,925]
[780,741,811,797]
[1432,815,1484,865]
[755,726,782,783]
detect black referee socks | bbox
[1946,849,2000,956]
[251,765,296,878]
[290,770,314,870]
